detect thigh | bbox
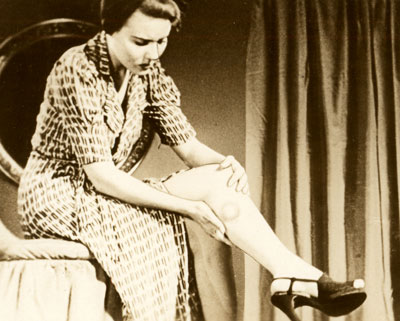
[79,195,188,320]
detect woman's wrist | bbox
[176,198,200,219]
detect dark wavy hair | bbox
[100,0,182,34]
[100,0,181,34]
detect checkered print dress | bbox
[17,31,201,321]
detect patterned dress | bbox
[17,31,201,321]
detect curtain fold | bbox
[245,1,399,320]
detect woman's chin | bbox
[129,65,150,75]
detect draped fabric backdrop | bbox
[245,1,399,321]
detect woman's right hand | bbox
[188,201,232,245]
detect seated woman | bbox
[17,0,367,320]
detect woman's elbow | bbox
[83,162,115,194]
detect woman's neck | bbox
[106,34,127,90]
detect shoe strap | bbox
[273,277,319,295]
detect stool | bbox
[0,238,122,321]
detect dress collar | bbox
[84,30,112,78]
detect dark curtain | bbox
[245,0,399,320]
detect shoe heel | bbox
[271,294,301,321]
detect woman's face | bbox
[108,10,172,74]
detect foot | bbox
[271,273,365,299]
[314,274,365,304]
[271,274,367,318]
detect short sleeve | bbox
[52,56,113,165]
[144,62,196,146]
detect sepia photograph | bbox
[0,1,398,320]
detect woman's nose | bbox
[145,42,160,60]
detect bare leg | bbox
[163,164,367,321]
[185,219,237,321]
[164,164,323,297]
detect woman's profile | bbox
[17,0,367,320]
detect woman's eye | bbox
[132,38,167,46]
[134,40,148,46]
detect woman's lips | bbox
[139,63,150,70]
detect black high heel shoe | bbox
[270,274,367,321]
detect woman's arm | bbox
[172,137,225,167]
[82,161,227,242]
[84,161,198,214]
[172,137,249,194]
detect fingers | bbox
[219,155,234,169]
[228,163,249,194]
[223,156,243,187]
[235,173,246,190]
[200,204,232,245]
[227,164,242,187]
[242,184,250,195]
[211,230,229,245]
[221,233,233,246]
[207,212,226,236]
[220,156,250,195]
[233,170,248,193]
[208,219,233,246]
[208,226,232,246]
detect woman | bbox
[18,0,366,320]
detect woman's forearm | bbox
[172,137,226,168]
[173,138,249,194]
[83,161,197,217]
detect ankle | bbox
[271,278,319,297]
[273,269,323,282]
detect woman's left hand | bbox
[219,155,250,195]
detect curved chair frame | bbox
[0,18,154,184]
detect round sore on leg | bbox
[219,201,241,222]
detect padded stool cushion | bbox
[0,239,122,321]
[0,239,93,260]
